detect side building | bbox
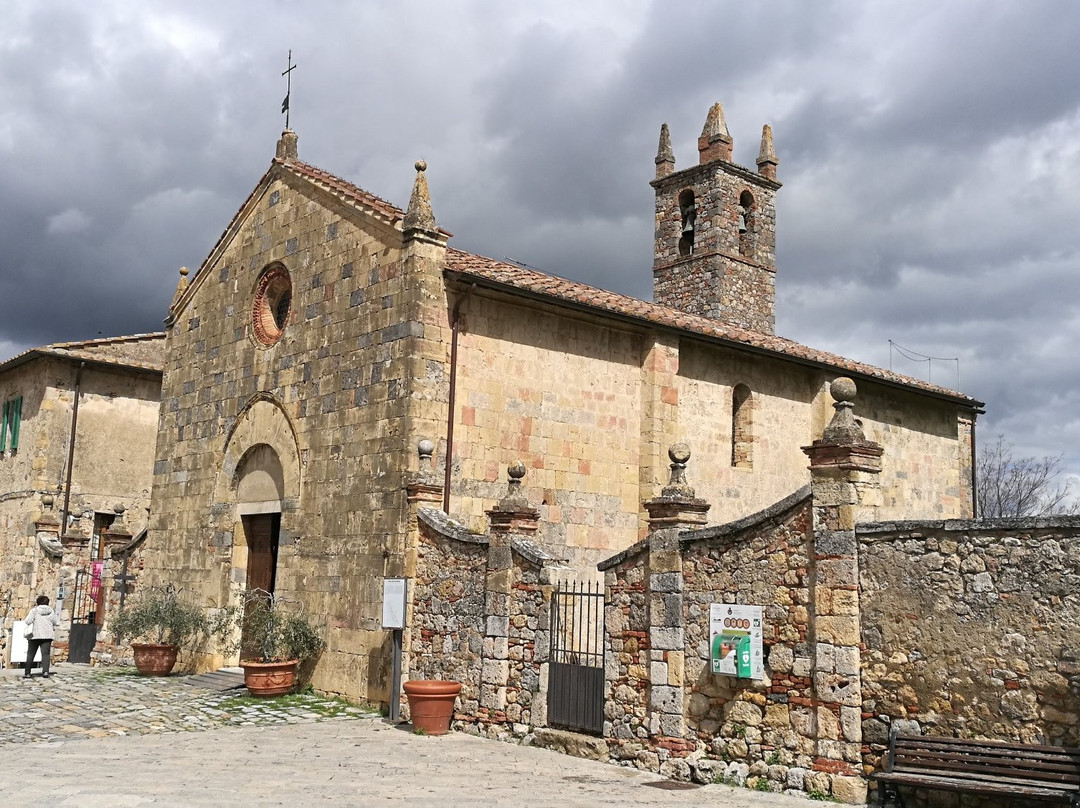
[143,106,983,702]
[0,334,163,666]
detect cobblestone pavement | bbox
[0,663,825,807]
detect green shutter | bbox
[0,400,7,452]
[10,396,20,450]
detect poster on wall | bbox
[709,603,764,680]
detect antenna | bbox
[889,340,960,389]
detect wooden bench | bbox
[873,731,1080,807]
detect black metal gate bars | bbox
[547,581,605,735]
[68,566,101,663]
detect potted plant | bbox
[109,587,209,676]
[226,589,325,697]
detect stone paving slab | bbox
[0,663,825,807]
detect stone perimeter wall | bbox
[603,492,853,798]
[859,517,1080,807]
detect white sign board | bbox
[9,624,43,666]
[709,603,764,680]
[381,578,407,630]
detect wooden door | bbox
[243,513,280,595]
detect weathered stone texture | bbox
[859,518,1080,806]
[0,354,159,662]
[144,169,447,700]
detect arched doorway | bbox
[236,444,284,595]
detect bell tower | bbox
[651,103,781,334]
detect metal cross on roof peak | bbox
[281,50,297,129]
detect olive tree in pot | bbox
[224,589,325,697]
[109,587,210,676]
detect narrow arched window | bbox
[738,190,755,258]
[678,189,696,257]
[732,384,753,469]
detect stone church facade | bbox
[144,104,982,705]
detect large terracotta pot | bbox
[131,643,178,676]
[403,680,461,735]
[241,659,298,697]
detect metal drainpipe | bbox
[443,286,475,514]
[970,417,978,519]
[60,362,85,538]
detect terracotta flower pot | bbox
[241,659,298,697]
[131,643,179,676]
[403,680,461,735]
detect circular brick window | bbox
[252,264,292,346]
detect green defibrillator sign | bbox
[709,604,763,679]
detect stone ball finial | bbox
[830,377,857,403]
[668,443,691,465]
[41,493,54,509]
[113,503,126,515]
[508,460,526,480]
[179,266,189,278]
[417,438,435,458]
[415,159,427,173]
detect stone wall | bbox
[859,517,1080,796]
[411,514,486,709]
[602,489,831,794]
[681,491,815,792]
[410,503,557,738]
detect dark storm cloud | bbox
[2,0,1080,493]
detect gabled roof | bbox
[0,333,165,376]
[169,149,451,322]
[445,250,984,410]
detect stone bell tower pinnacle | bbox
[651,103,781,334]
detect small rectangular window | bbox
[10,396,21,450]
[1,396,21,453]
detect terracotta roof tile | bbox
[444,249,982,407]
[283,159,404,225]
[0,333,165,375]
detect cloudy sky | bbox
[2,1,1079,494]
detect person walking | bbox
[23,595,61,679]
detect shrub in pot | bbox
[224,589,325,697]
[109,588,209,676]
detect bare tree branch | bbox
[977,435,1078,518]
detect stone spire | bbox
[698,102,733,164]
[402,159,437,235]
[275,129,298,161]
[170,267,189,311]
[756,124,778,181]
[655,123,675,179]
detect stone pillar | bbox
[482,462,539,723]
[642,444,709,752]
[401,439,445,698]
[639,334,681,534]
[801,378,882,805]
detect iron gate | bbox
[68,567,101,663]
[547,581,605,735]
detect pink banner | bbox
[89,561,103,599]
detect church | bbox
[143,103,983,702]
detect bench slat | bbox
[893,734,1080,756]
[875,771,1073,800]
[884,766,1077,792]
[893,752,1080,783]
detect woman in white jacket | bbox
[23,595,61,679]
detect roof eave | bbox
[444,270,985,414]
